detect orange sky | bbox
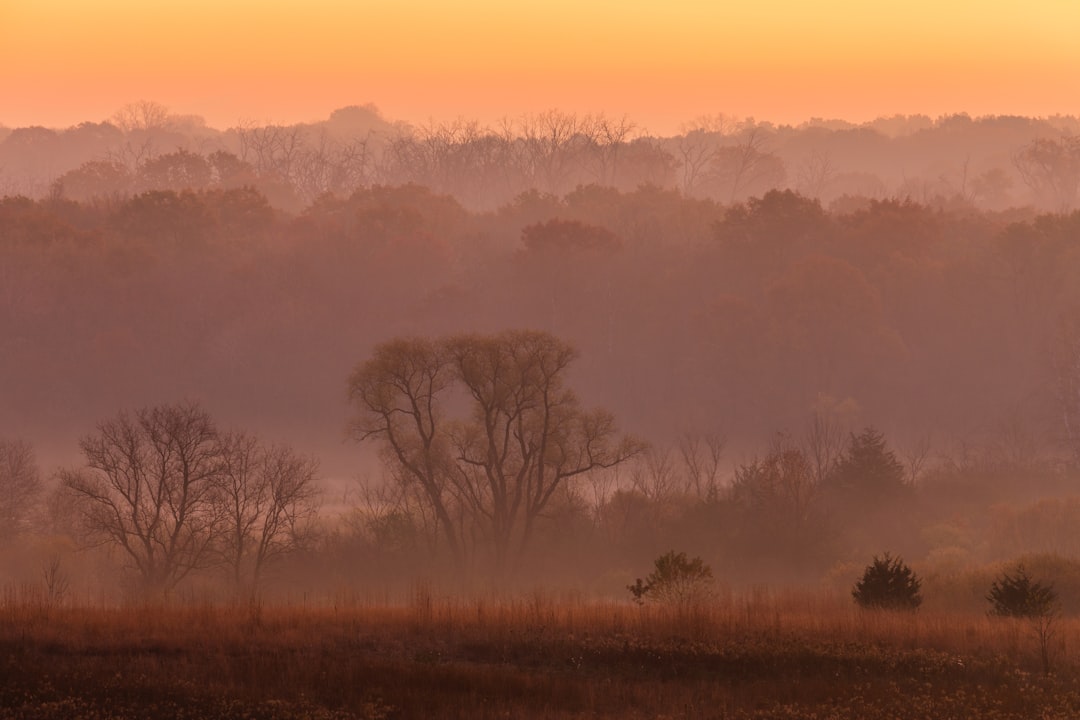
[3,0,1079,133]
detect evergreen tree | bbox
[827,426,907,500]
[852,552,922,610]
[987,565,1057,618]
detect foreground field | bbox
[3,590,1080,719]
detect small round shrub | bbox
[628,550,714,606]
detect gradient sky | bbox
[3,0,1079,133]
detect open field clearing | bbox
[4,590,1080,719]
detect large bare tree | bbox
[61,403,224,593]
[348,331,642,572]
[447,331,643,570]
[347,338,462,561]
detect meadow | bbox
[4,587,1080,719]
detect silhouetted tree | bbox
[0,439,42,540]
[709,127,786,203]
[852,552,921,610]
[111,100,172,133]
[348,331,642,572]
[1014,136,1080,211]
[988,564,1061,675]
[826,427,908,501]
[988,564,1057,618]
[346,337,461,562]
[217,432,321,596]
[61,403,224,594]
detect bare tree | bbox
[900,433,933,487]
[1014,136,1080,211]
[518,110,596,194]
[677,431,725,502]
[351,470,438,558]
[290,129,374,202]
[447,331,643,571]
[381,119,510,206]
[348,331,642,573]
[0,439,42,540]
[802,412,847,486]
[630,445,679,502]
[796,150,836,199]
[583,114,636,186]
[111,100,172,133]
[106,135,158,174]
[61,403,223,594]
[234,122,307,185]
[347,338,462,562]
[675,114,738,196]
[710,127,787,204]
[731,436,820,533]
[217,433,321,595]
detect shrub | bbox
[628,551,714,606]
[987,564,1058,618]
[852,553,922,610]
[987,563,1062,675]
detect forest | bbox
[3,103,1080,718]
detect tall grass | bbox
[3,584,1080,718]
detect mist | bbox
[1,102,1078,602]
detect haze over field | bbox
[8,4,1080,716]
[3,0,1080,615]
[4,1,1080,132]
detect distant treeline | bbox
[3,102,1080,212]
[2,181,1079,454]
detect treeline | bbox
[3,102,1080,212]
[2,172,1080,599]
[3,182,1078,452]
[4,362,1080,606]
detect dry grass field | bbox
[4,587,1080,719]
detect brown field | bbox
[3,588,1080,719]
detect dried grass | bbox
[3,585,1080,718]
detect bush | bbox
[852,553,922,610]
[987,564,1058,618]
[628,551,714,606]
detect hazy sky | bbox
[3,0,1079,132]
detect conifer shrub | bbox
[987,564,1057,618]
[852,552,922,610]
